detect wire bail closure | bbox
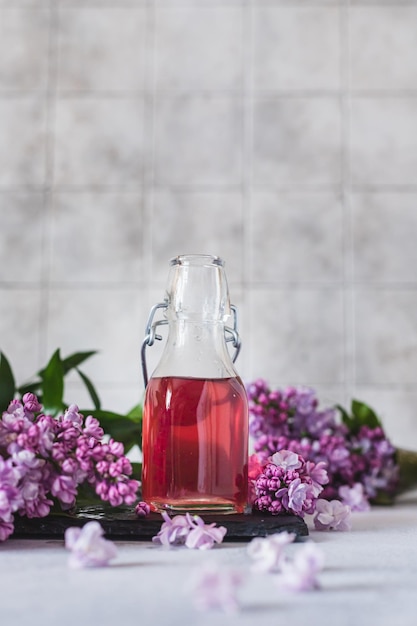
[141,302,241,388]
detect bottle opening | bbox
[170,254,224,268]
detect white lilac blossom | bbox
[188,565,244,613]
[0,394,140,541]
[247,531,295,573]
[65,521,118,569]
[339,483,370,512]
[313,498,352,531]
[275,542,324,592]
[247,380,399,507]
[152,512,227,549]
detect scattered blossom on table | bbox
[152,512,227,550]
[65,521,118,568]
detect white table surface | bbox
[1,495,417,626]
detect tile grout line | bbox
[141,0,158,372]
[140,0,156,307]
[38,1,59,366]
[340,0,356,403]
[6,182,417,194]
[240,0,253,378]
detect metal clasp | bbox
[141,303,242,388]
[226,304,241,364]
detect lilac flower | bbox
[152,512,191,547]
[83,416,104,439]
[65,521,118,569]
[275,542,324,592]
[135,501,151,517]
[51,474,78,505]
[270,450,301,471]
[0,456,22,535]
[253,451,326,517]
[19,479,52,518]
[314,498,352,531]
[286,479,309,515]
[0,520,14,542]
[188,565,244,613]
[152,513,227,549]
[0,396,140,541]
[62,404,83,427]
[247,531,295,573]
[306,460,329,496]
[185,514,227,550]
[22,393,42,415]
[339,483,370,512]
[247,380,399,508]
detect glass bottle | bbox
[141,254,248,514]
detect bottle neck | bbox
[152,319,237,380]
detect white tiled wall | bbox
[1,1,417,450]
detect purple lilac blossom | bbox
[152,512,191,547]
[0,395,140,541]
[135,501,151,516]
[253,451,328,517]
[313,498,352,531]
[339,483,370,512]
[188,565,244,613]
[270,450,301,471]
[185,514,227,550]
[65,521,117,568]
[0,456,22,540]
[247,531,295,573]
[247,380,399,507]
[152,512,227,549]
[275,542,324,592]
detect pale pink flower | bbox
[152,512,191,547]
[339,483,370,512]
[65,521,117,569]
[152,512,227,549]
[275,542,324,592]
[270,450,302,471]
[185,514,227,550]
[314,498,352,531]
[247,531,295,573]
[188,565,244,613]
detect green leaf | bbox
[0,352,16,412]
[82,409,142,453]
[351,399,382,429]
[130,462,142,482]
[76,368,101,410]
[38,350,97,378]
[126,403,142,421]
[338,398,382,435]
[336,403,351,428]
[41,349,64,415]
[127,404,143,444]
[62,351,98,375]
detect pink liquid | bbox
[142,376,248,513]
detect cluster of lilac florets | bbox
[0,393,139,541]
[253,450,328,517]
[248,380,399,508]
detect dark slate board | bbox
[12,506,308,542]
